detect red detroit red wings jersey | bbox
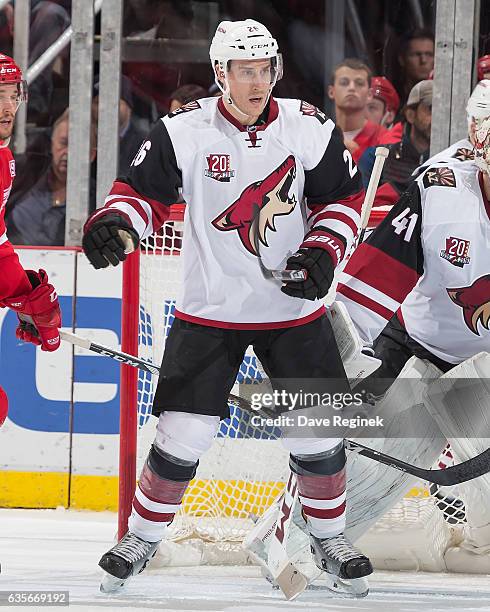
[0,146,15,244]
[0,145,31,301]
[337,143,490,364]
[93,96,363,328]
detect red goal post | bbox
[119,203,185,538]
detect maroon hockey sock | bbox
[128,445,197,542]
[290,443,347,538]
[296,467,346,537]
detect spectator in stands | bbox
[477,55,490,81]
[366,76,402,139]
[358,79,432,207]
[168,84,208,112]
[394,28,434,110]
[30,1,72,125]
[327,58,400,163]
[0,1,71,125]
[92,75,145,174]
[7,109,97,246]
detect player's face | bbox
[227,59,272,119]
[328,67,371,112]
[366,98,385,124]
[0,83,19,141]
[403,38,434,81]
[51,120,69,180]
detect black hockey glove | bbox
[82,212,139,269]
[281,248,335,301]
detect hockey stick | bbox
[252,206,307,282]
[59,330,490,487]
[344,440,490,487]
[253,146,389,283]
[357,146,389,245]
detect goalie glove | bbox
[0,269,62,352]
[82,212,139,269]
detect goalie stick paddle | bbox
[59,331,490,486]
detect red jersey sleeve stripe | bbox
[110,180,171,232]
[343,242,420,304]
[337,283,394,321]
[310,209,359,235]
[307,190,364,215]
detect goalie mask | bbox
[467,79,490,175]
[209,19,283,117]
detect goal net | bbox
[119,205,474,571]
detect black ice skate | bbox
[99,531,160,593]
[309,532,373,598]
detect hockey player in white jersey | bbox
[82,19,373,597]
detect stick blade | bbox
[273,561,308,600]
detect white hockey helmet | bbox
[467,79,490,174]
[209,19,283,114]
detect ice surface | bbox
[0,508,489,611]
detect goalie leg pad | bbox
[424,353,490,552]
[290,441,347,538]
[129,411,220,542]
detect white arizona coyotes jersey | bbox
[93,96,363,328]
[337,142,490,364]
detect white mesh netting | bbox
[130,210,469,569]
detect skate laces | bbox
[112,533,155,563]
[319,534,362,563]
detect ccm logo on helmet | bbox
[0,67,16,74]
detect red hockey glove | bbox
[0,269,62,351]
[0,385,7,427]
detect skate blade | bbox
[322,574,369,599]
[318,572,369,599]
[100,571,127,594]
[274,562,308,601]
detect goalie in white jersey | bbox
[334,79,490,571]
[82,19,373,596]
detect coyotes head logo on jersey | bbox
[212,155,297,256]
[447,275,490,335]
